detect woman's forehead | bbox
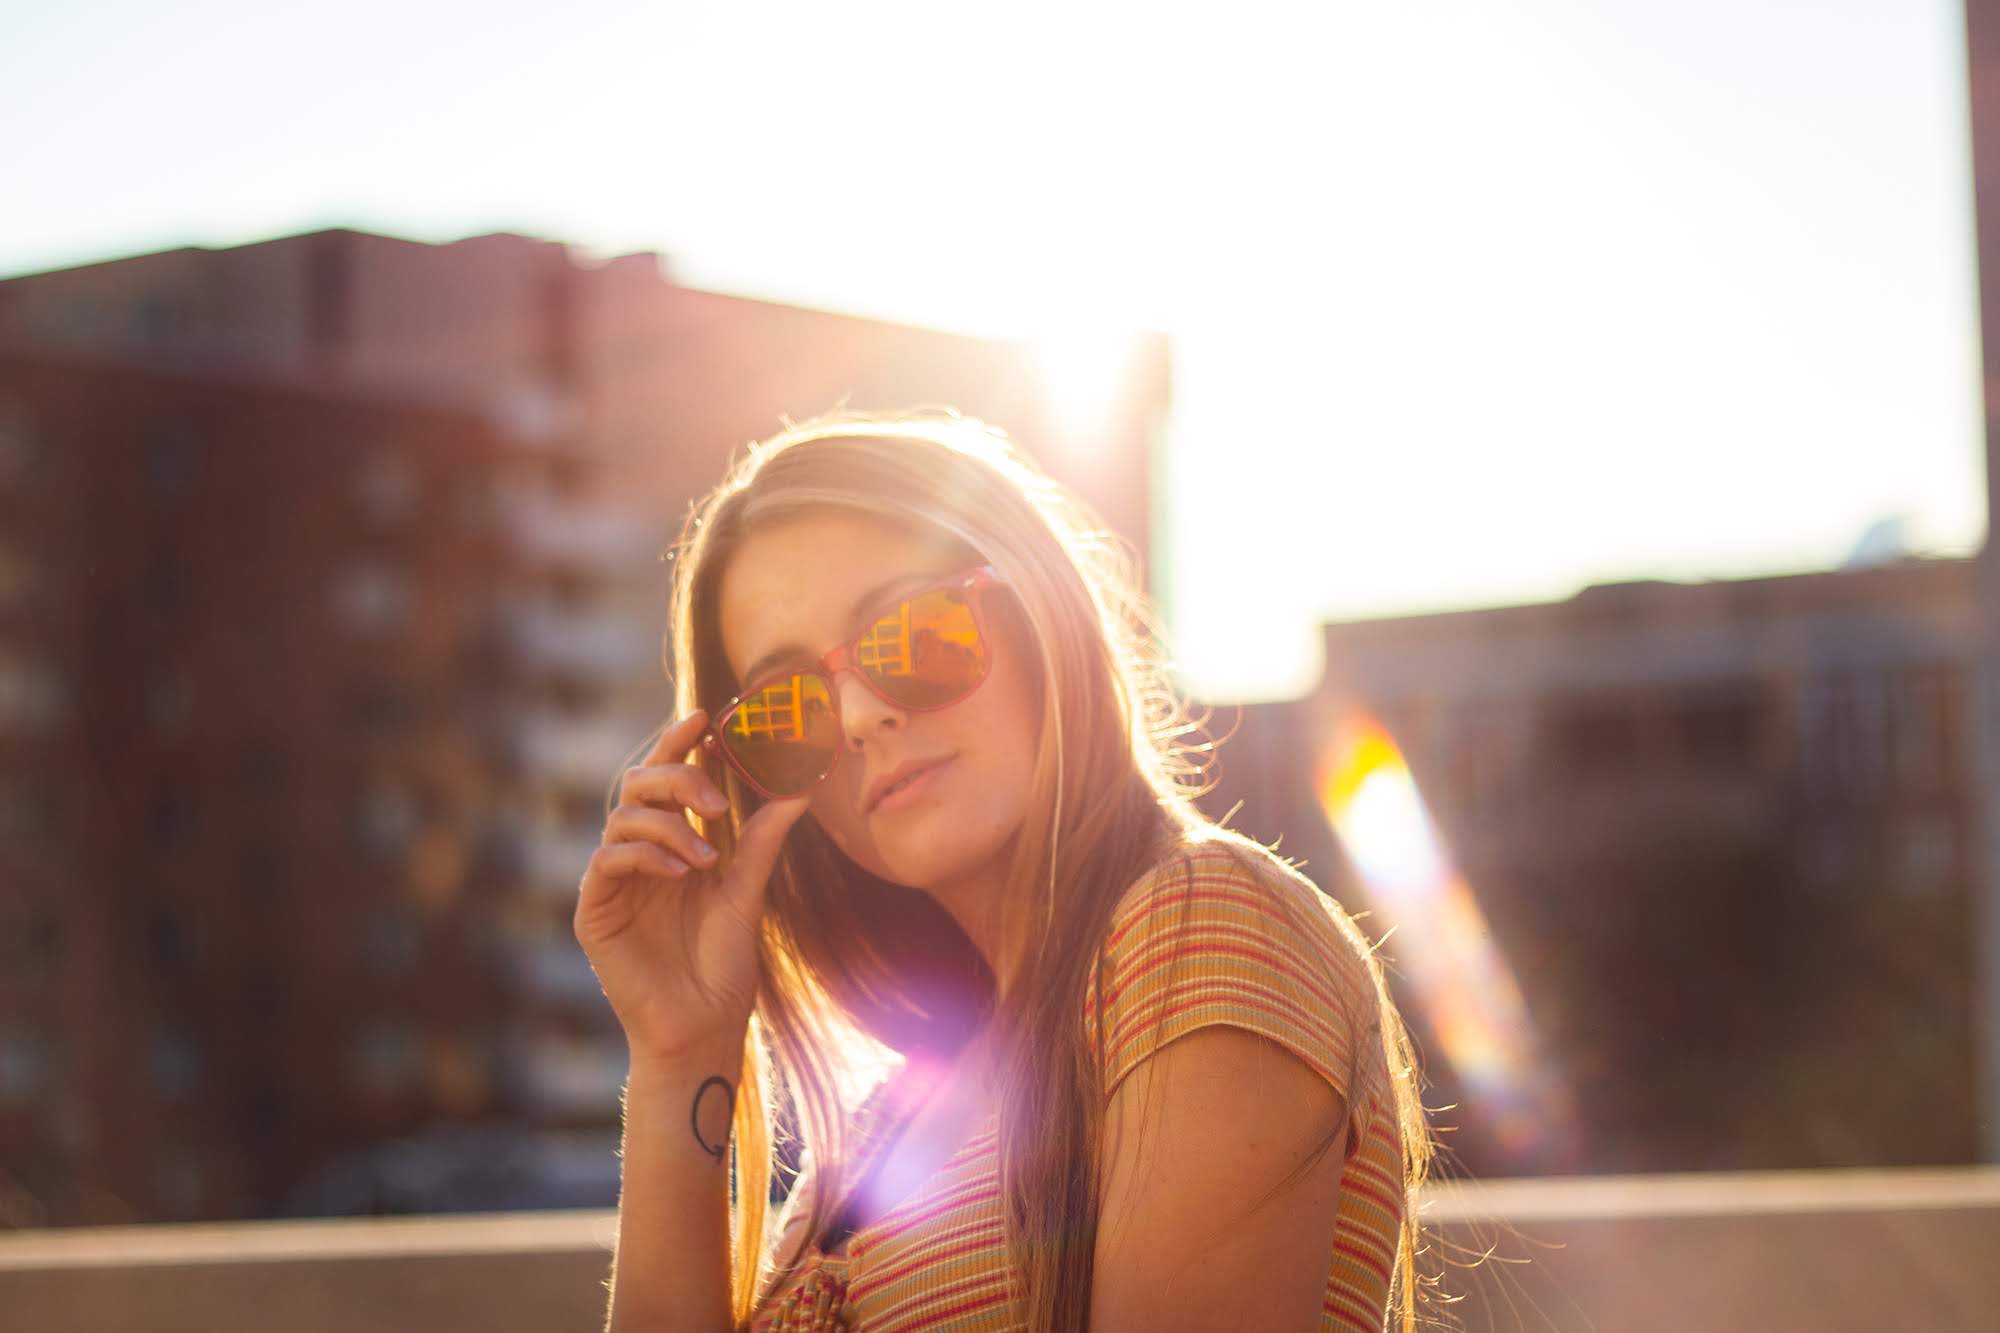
[716,512,966,677]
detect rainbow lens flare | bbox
[1317,712,1578,1168]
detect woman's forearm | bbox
[605,1041,745,1333]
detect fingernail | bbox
[693,838,717,862]
[664,856,689,874]
[702,790,728,814]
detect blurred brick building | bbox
[0,231,1168,1224]
[0,350,531,1223]
[1203,558,1985,1175]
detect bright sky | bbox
[2,0,1984,700]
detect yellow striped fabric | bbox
[752,844,1404,1332]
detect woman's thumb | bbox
[724,796,811,904]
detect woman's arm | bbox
[1091,1026,1349,1332]
[604,1040,744,1333]
[572,712,811,1332]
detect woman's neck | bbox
[920,854,1014,977]
[931,814,1188,987]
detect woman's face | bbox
[716,511,1041,906]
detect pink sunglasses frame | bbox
[702,564,1004,800]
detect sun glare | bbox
[1027,327,1145,447]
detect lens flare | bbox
[1317,712,1579,1168]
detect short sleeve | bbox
[1089,844,1387,1155]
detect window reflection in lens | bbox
[723,672,839,794]
[861,588,988,708]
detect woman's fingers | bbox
[618,760,729,817]
[588,840,690,880]
[605,803,720,870]
[616,711,726,810]
[640,709,709,766]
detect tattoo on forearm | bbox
[690,1075,735,1163]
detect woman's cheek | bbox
[807,800,856,856]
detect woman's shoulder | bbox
[1103,833,1370,966]
[1090,831,1389,1106]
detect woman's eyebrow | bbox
[842,571,934,628]
[737,572,939,688]
[738,641,812,690]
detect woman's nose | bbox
[834,670,902,747]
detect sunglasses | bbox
[703,564,1004,799]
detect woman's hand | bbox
[573,710,809,1065]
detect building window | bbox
[230,616,283,673]
[149,785,194,850]
[454,611,516,690]
[148,1027,203,1099]
[1673,687,1763,771]
[546,564,598,611]
[1894,665,1955,789]
[472,826,525,881]
[237,843,289,909]
[329,562,413,635]
[1898,816,1958,897]
[153,1156,202,1219]
[0,543,43,610]
[234,740,291,797]
[1846,674,1892,790]
[1798,673,1894,795]
[345,679,419,736]
[406,827,469,911]
[360,908,422,975]
[241,1080,288,1143]
[0,1031,50,1105]
[0,775,56,841]
[355,781,420,858]
[1801,823,1860,896]
[24,909,63,968]
[147,674,194,736]
[453,475,494,532]
[0,400,41,488]
[143,908,198,970]
[357,454,421,525]
[353,1023,422,1098]
[144,421,201,505]
[0,650,66,731]
[143,558,190,620]
[427,1035,489,1115]
[245,970,287,1016]
[1542,699,1639,776]
[543,665,604,714]
[136,290,190,343]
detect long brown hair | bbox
[658,410,1435,1330]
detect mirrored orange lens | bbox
[854,586,989,709]
[720,671,839,795]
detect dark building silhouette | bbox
[0,229,1168,1225]
[0,349,531,1224]
[1203,558,1986,1175]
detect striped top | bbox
[750,842,1404,1332]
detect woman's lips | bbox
[871,756,953,815]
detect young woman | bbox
[575,412,1434,1332]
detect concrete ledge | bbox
[0,1209,619,1270]
[1422,1163,2000,1220]
[1424,1167,2000,1331]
